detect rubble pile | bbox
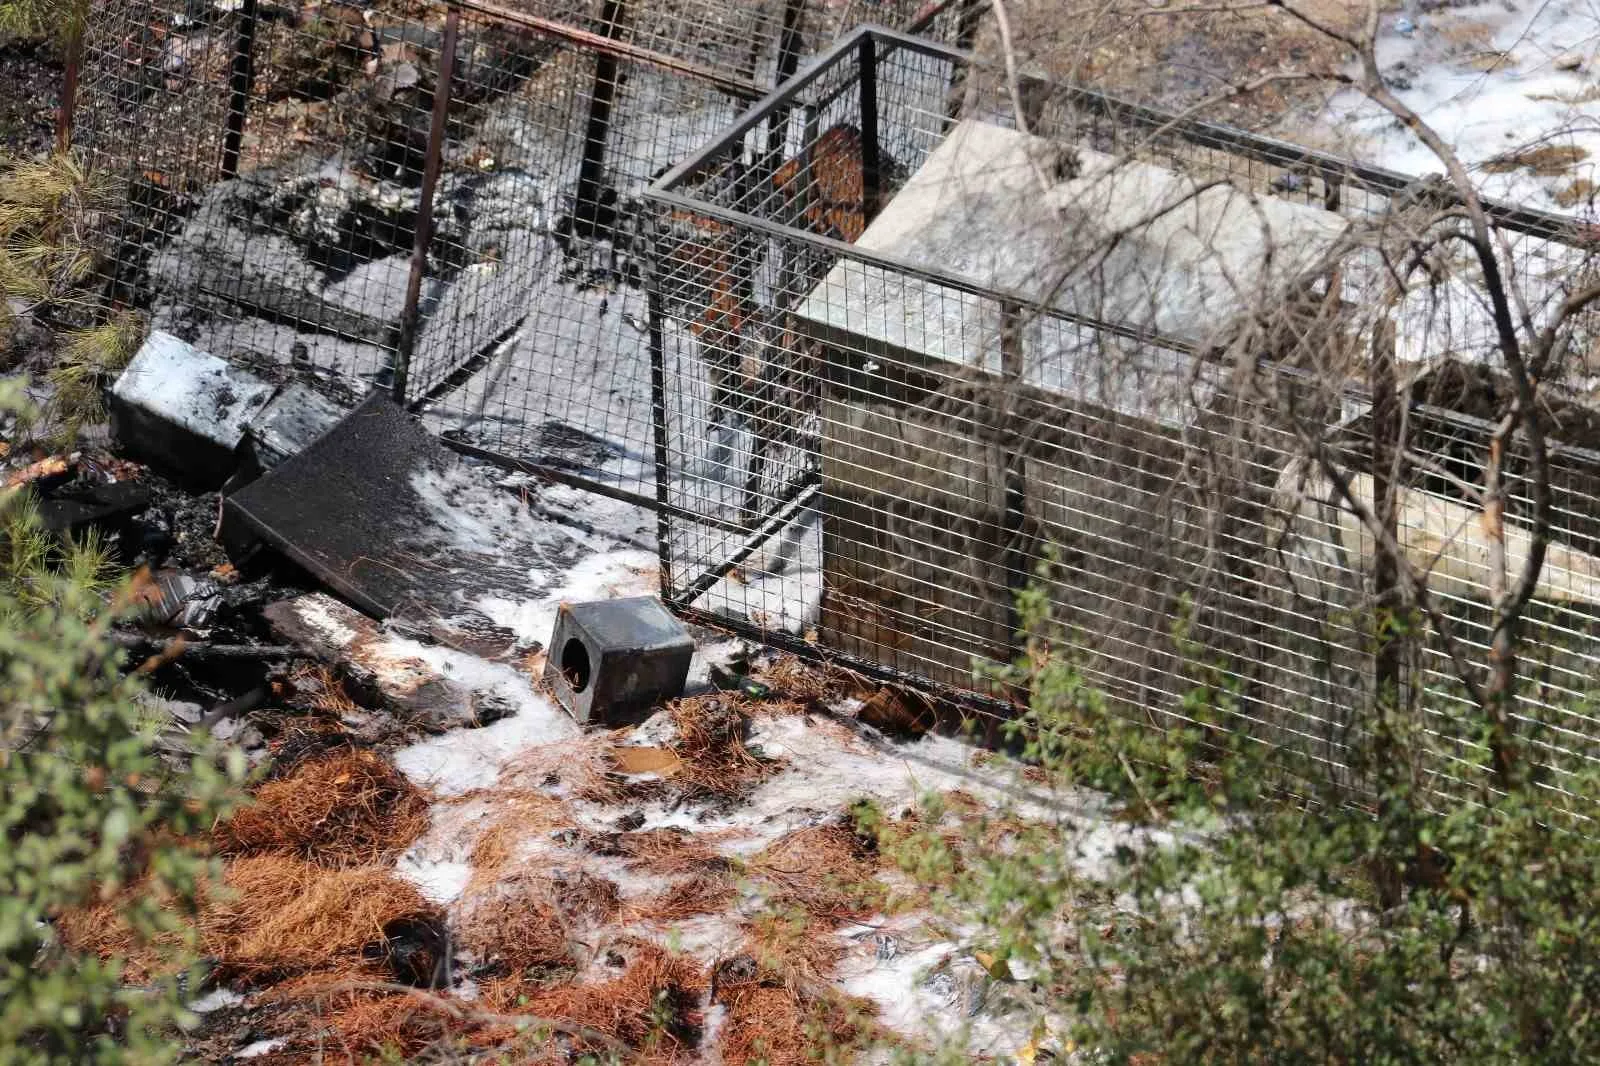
[3,327,1137,1062]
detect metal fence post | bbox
[574,0,630,241]
[858,34,882,225]
[56,11,84,154]
[220,0,260,179]
[393,7,461,404]
[647,279,676,601]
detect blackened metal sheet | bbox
[222,393,585,637]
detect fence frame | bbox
[643,24,1600,723]
[59,0,983,513]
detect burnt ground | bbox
[0,36,61,157]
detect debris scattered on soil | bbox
[668,694,785,805]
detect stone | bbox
[542,597,695,727]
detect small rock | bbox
[1555,51,1585,71]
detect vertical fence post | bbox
[393,7,461,404]
[764,0,808,157]
[1369,319,1403,744]
[220,0,260,180]
[56,10,84,155]
[858,34,882,226]
[997,299,1029,679]
[647,279,676,602]
[574,0,629,241]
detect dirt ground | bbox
[0,36,60,157]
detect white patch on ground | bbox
[236,1039,286,1059]
[1325,0,1600,215]
[475,547,658,650]
[632,912,747,963]
[392,680,579,798]
[188,987,246,1013]
[396,854,476,906]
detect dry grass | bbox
[59,855,445,988]
[1482,144,1590,176]
[53,876,185,984]
[259,983,465,1063]
[461,789,575,879]
[200,856,442,983]
[751,824,885,924]
[628,871,741,924]
[1557,178,1598,208]
[290,663,365,718]
[218,749,431,866]
[481,940,708,1061]
[457,869,621,979]
[600,827,732,875]
[456,882,573,977]
[500,734,622,804]
[714,936,878,1066]
[669,695,784,802]
[750,653,862,706]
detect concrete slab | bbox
[792,119,1348,422]
[111,332,278,487]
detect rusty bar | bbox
[220,0,260,180]
[392,6,461,404]
[451,0,765,101]
[858,35,883,224]
[56,11,84,154]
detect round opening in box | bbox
[561,637,593,693]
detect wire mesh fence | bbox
[646,27,1600,806]
[69,0,984,505]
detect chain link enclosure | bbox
[69,0,982,506]
[646,27,1600,808]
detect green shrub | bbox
[0,382,245,1066]
[872,574,1600,1065]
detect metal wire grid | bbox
[646,27,1600,803]
[74,0,469,388]
[69,0,984,506]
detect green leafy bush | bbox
[0,383,245,1066]
[872,574,1600,1065]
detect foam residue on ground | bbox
[1322,0,1600,216]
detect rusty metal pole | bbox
[220,0,260,180]
[392,8,461,405]
[56,10,84,155]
